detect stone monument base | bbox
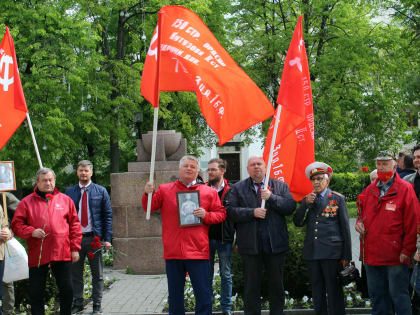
[111,130,186,274]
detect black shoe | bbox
[71,305,84,314]
[92,304,102,315]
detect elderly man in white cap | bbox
[293,162,351,315]
[356,150,419,315]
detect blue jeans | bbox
[411,262,420,295]
[365,264,411,315]
[166,259,212,315]
[209,240,233,312]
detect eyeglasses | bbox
[310,176,325,182]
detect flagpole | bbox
[146,107,158,220]
[262,105,282,209]
[146,12,162,221]
[2,192,7,223]
[25,113,43,169]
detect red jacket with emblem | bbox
[357,173,419,265]
[141,180,226,260]
[11,188,82,267]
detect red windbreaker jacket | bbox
[142,180,226,260]
[11,188,82,267]
[357,173,419,265]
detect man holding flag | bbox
[140,6,274,219]
[226,156,296,315]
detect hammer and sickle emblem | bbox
[0,54,14,92]
[289,57,302,72]
[147,27,159,61]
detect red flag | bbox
[263,16,315,201]
[0,27,28,150]
[141,6,274,145]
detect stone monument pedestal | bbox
[111,130,186,274]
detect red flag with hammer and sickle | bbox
[263,16,315,201]
[141,6,274,145]
[0,27,28,150]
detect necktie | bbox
[256,183,262,205]
[81,187,88,227]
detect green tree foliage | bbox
[228,0,416,171]
[0,0,418,193]
[0,0,225,192]
[387,0,420,139]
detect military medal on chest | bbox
[322,196,338,218]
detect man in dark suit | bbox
[65,160,112,315]
[226,156,296,315]
[293,162,351,315]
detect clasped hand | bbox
[305,192,317,205]
[0,229,11,241]
[193,207,206,219]
[32,228,47,239]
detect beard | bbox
[208,176,222,186]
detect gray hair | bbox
[78,160,93,171]
[36,168,56,181]
[179,155,199,168]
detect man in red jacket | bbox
[11,168,82,315]
[356,151,418,315]
[143,155,226,315]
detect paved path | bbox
[79,219,362,314]
[81,269,168,315]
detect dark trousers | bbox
[2,280,14,315]
[165,259,212,315]
[29,261,73,315]
[365,264,411,315]
[307,259,345,315]
[241,252,285,315]
[72,235,104,306]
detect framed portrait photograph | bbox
[176,191,202,227]
[0,161,16,192]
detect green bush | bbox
[284,223,311,298]
[329,172,370,202]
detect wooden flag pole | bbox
[2,192,7,223]
[146,107,159,220]
[26,113,43,169]
[146,12,162,221]
[261,105,282,209]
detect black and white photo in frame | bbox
[176,190,201,227]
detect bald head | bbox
[247,156,266,183]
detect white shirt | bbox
[210,178,225,193]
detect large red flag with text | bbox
[0,27,28,150]
[141,5,274,145]
[263,16,315,201]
